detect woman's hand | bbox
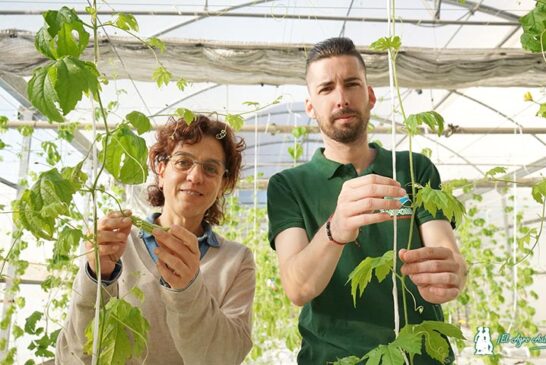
[87,210,132,278]
[153,224,200,290]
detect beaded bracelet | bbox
[326,215,347,246]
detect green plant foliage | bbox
[52,227,83,265]
[114,13,139,32]
[176,78,188,91]
[152,66,172,87]
[531,178,546,204]
[347,250,393,307]
[27,57,100,122]
[125,111,151,135]
[147,37,166,53]
[288,143,303,161]
[100,126,148,184]
[35,7,89,59]
[415,183,465,226]
[175,108,195,124]
[291,126,308,139]
[18,126,34,137]
[370,36,401,52]
[404,111,444,137]
[13,166,85,240]
[520,1,546,53]
[225,114,244,131]
[84,298,150,365]
[537,103,546,118]
[41,141,61,165]
[420,148,432,158]
[57,122,78,142]
[484,166,507,178]
[330,355,362,365]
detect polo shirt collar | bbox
[311,142,393,179]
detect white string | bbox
[386,0,400,337]
[507,151,518,333]
[253,112,258,237]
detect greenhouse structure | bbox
[0,0,545,364]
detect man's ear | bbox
[305,98,316,119]
[368,86,377,110]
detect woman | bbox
[56,115,255,364]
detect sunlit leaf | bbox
[114,13,139,32]
[415,183,465,226]
[370,36,401,52]
[405,111,444,137]
[347,250,393,307]
[125,111,151,135]
[484,166,507,178]
[531,179,546,204]
[537,103,546,118]
[225,114,244,131]
[41,141,61,165]
[84,298,150,365]
[101,126,148,184]
[176,78,187,91]
[147,37,166,53]
[152,66,171,87]
[520,2,546,53]
[288,144,303,161]
[27,65,63,122]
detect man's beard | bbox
[318,108,368,143]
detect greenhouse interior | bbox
[0,0,546,364]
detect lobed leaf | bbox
[404,111,445,137]
[225,114,244,131]
[370,36,401,52]
[520,2,546,53]
[114,13,139,32]
[152,66,172,87]
[347,250,393,307]
[147,37,166,53]
[531,179,546,204]
[101,126,148,184]
[484,166,507,178]
[125,111,151,135]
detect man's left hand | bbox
[399,247,463,304]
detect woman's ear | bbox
[157,161,166,188]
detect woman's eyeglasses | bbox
[166,154,227,178]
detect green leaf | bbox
[27,65,63,122]
[415,183,465,226]
[130,287,145,303]
[101,126,148,184]
[147,37,166,53]
[18,126,34,137]
[175,108,195,125]
[53,227,82,264]
[53,57,100,115]
[520,2,546,53]
[24,311,43,335]
[225,114,244,131]
[383,343,405,365]
[370,36,401,52]
[12,325,24,339]
[41,141,61,165]
[114,13,139,32]
[484,166,507,178]
[125,111,151,135]
[362,346,384,365]
[152,66,172,87]
[420,148,432,158]
[35,7,90,59]
[347,250,393,307]
[84,298,150,364]
[420,320,464,340]
[394,326,422,357]
[57,122,78,142]
[176,78,188,91]
[531,179,546,204]
[537,103,546,118]
[405,111,445,137]
[0,115,7,130]
[288,144,303,160]
[291,126,308,139]
[242,101,260,108]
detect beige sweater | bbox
[56,229,256,365]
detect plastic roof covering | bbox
[1,1,546,362]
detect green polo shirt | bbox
[267,143,454,365]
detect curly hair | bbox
[147,115,245,225]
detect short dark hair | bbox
[147,115,245,225]
[305,37,366,76]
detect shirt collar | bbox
[310,142,392,179]
[139,212,220,248]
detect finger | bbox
[157,260,180,286]
[343,198,402,216]
[345,212,394,227]
[400,260,460,276]
[98,215,133,232]
[422,286,460,303]
[87,243,121,257]
[156,251,191,278]
[96,230,129,244]
[153,225,199,256]
[409,272,460,287]
[349,185,407,200]
[399,246,452,263]
[345,174,401,189]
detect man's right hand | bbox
[329,174,406,243]
[87,210,132,279]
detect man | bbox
[267,37,467,364]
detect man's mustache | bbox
[330,108,361,121]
